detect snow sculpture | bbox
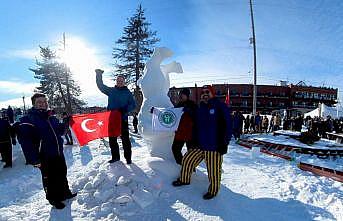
[138,47,183,160]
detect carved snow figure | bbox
[138,47,183,160]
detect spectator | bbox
[0,113,16,168]
[6,106,14,124]
[171,88,197,165]
[172,85,232,200]
[19,93,76,209]
[62,112,73,145]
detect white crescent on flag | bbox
[81,119,96,133]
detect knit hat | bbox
[179,88,191,97]
[202,85,216,96]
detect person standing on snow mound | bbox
[19,93,76,209]
[172,85,232,200]
[171,88,197,165]
[95,69,136,164]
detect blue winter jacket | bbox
[195,98,232,154]
[17,108,66,165]
[96,73,136,120]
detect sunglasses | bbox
[201,90,211,95]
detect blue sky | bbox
[0,0,342,108]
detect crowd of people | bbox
[232,112,283,139]
[1,70,342,209]
[305,115,343,138]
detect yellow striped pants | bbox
[179,149,223,196]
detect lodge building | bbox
[168,81,338,115]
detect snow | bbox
[247,133,343,171]
[0,132,342,221]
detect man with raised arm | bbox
[95,69,136,164]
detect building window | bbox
[243,100,248,107]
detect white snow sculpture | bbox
[138,47,183,160]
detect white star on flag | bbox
[97,121,104,126]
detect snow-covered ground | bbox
[0,132,342,221]
[248,133,343,171]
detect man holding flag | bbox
[95,69,136,164]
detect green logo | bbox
[158,110,177,128]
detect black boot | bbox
[3,164,12,168]
[108,158,119,163]
[49,201,65,209]
[172,179,190,187]
[203,192,216,200]
[65,192,77,200]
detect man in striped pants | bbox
[172,85,232,200]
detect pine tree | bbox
[113,4,160,96]
[30,46,85,113]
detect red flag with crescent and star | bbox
[70,110,121,146]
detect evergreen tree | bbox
[113,4,160,94]
[30,46,85,113]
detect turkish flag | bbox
[70,110,121,146]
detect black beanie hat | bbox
[179,88,191,97]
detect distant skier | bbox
[19,93,76,209]
[172,85,232,200]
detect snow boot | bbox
[65,192,77,200]
[49,201,65,209]
[203,192,216,200]
[3,164,12,168]
[108,159,119,163]
[172,179,190,187]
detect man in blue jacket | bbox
[18,93,76,209]
[95,69,136,164]
[172,85,232,200]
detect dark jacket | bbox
[195,98,232,154]
[6,107,14,123]
[0,118,15,143]
[174,99,197,141]
[96,73,136,120]
[233,113,244,130]
[17,108,67,165]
